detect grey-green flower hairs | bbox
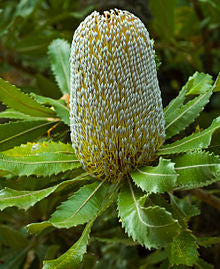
[70,9,165,182]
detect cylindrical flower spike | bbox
[70,9,165,182]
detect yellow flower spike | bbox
[70,9,165,182]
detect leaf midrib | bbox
[159,127,217,152]
[165,93,206,130]
[137,168,175,177]
[0,84,55,117]
[0,121,56,145]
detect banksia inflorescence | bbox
[70,9,165,182]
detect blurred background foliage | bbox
[0,0,219,268]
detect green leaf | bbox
[164,72,214,139]
[117,180,180,249]
[0,120,56,151]
[0,142,81,177]
[43,180,119,269]
[48,39,70,94]
[2,141,74,156]
[174,151,220,190]
[185,72,213,95]
[159,117,220,155]
[0,78,56,117]
[0,109,50,121]
[0,187,56,211]
[43,220,93,269]
[0,224,28,248]
[130,158,178,193]
[0,173,91,211]
[164,87,186,119]
[212,72,219,92]
[26,221,53,235]
[167,230,199,266]
[169,194,200,220]
[49,181,113,228]
[197,236,220,248]
[165,90,212,139]
[31,93,70,126]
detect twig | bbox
[190,188,220,211]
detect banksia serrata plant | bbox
[70,9,165,182]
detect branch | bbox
[190,188,220,211]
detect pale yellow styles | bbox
[70,9,165,182]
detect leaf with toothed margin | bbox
[49,181,114,229]
[213,72,220,92]
[26,221,53,236]
[42,181,118,269]
[0,142,80,177]
[0,109,51,121]
[130,157,178,193]
[166,230,199,266]
[0,120,56,152]
[31,93,70,126]
[43,220,93,269]
[165,90,212,139]
[48,39,70,94]
[117,181,180,249]
[174,150,220,190]
[0,173,91,211]
[159,117,220,155]
[0,78,56,117]
[164,72,214,139]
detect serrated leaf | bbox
[118,180,180,249]
[164,72,214,139]
[174,151,220,190]
[43,180,118,269]
[0,187,56,211]
[0,109,49,121]
[165,90,212,139]
[0,120,56,151]
[31,93,70,126]
[164,87,186,118]
[185,72,213,95]
[3,141,74,156]
[43,220,93,269]
[167,230,199,266]
[212,72,219,92]
[26,221,53,235]
[0,173,91,211]
[130,158,178,193]
[48,39,70,94]
[164,72,212,117]
[0,78,56,117]
[159,117,220,155]
[169,194,200,220]
[0,142,81,177]
[197,236,220,248]
[49,181,113,228]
